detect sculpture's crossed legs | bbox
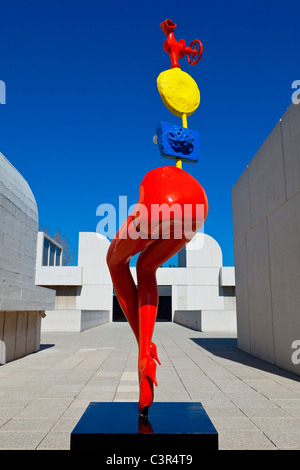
[107,215,189,416]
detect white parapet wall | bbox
[173,310,237,333]
[36,266,83,286]
[40,309,110,332]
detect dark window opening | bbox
[113,296,172,322]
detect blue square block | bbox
[156,122,199,164]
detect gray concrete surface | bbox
[232,102,300,376]
[0,322,300,450]
[0,152,55,364]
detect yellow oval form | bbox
[157,68,200,117]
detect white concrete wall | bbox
[41,309,109,332]
[170,237,236,332]
[0,310,44,363]
[219,267,235,287]
[173,309,237,332]
[0,152,55,312]
[0,152,55,362]
[0,153,38,288]
[39,232,113,332]
[76,232,113,319]
[232,102,300,375]
[186,232,223,268]
[37,231,236,332]
[140,233,235,331]
[36,266,83,286]
[175,234,225,313]
[130,233,235,322]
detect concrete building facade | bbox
[36,231,236,334]
[232,102,300,376]
[36,232,112,332]
[0,152,55,364]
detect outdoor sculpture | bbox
[106,19,208,418]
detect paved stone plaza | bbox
[0,322,300,450]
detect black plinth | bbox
[70,402,218,457]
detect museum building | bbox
[35,230,236,334]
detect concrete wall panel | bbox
[232,168,251,242]
[2,311,17,363]
[281,102,300,200]
[175,285,224,311]
[246,219,274,364]
[174,309,236,332]
[234,235,250,353]
[267,192,300,371]
[25,311,38,356]
[15,311,28,359]
[248,122,286,227]
[0,152,55,313]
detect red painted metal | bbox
[160,19,203,69]
[106,166,208,414]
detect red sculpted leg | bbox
[106,216,162,362]
[106,215,149,341]
[136,236,190,415]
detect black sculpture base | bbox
[70,402,218,458]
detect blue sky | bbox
[1,0,299,266]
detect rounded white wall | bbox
[76,232,113,320]
[186,233,223,268]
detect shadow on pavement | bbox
[39,344,56,351]
[190,337,300,383]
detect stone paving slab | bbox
[0,322,300,450]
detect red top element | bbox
[160,19,203,69]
